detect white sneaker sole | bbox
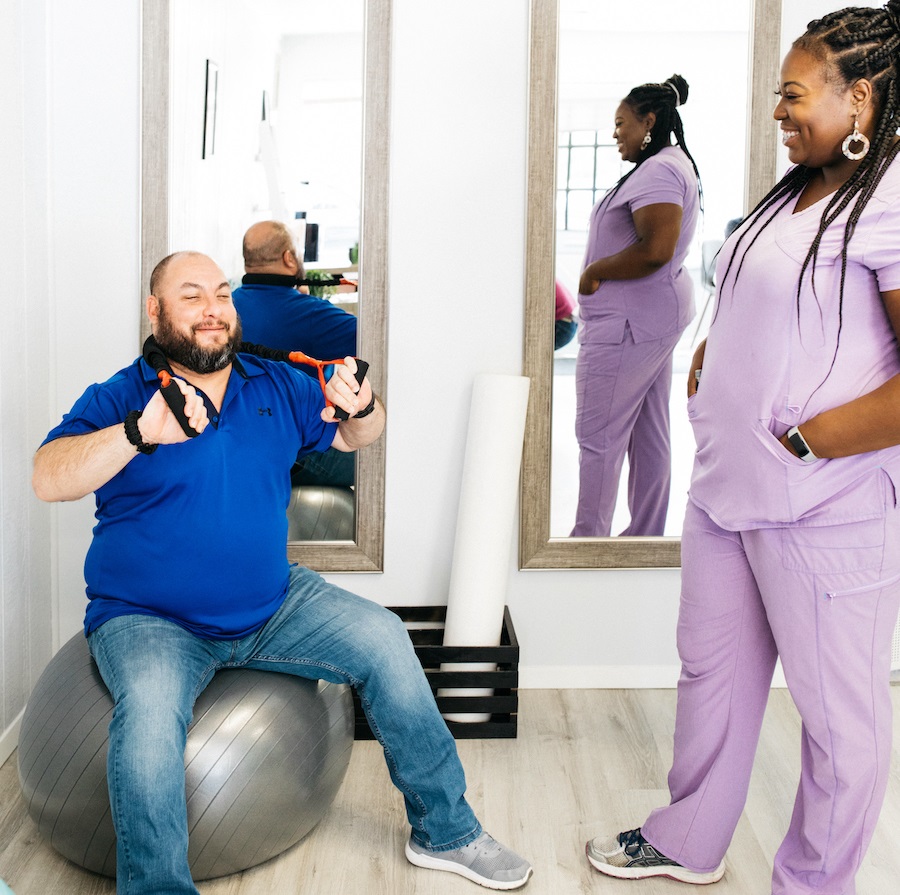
[405,840,534,890]
[586,844,725,885]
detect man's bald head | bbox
[149,251,214,298]
[242,221,302,275]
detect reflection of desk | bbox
[305,265,359,315]
[311,263,358,278]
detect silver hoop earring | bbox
[641,131,652,150]
[842,116,870,161]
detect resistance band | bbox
[141,335,369,436]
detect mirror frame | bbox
[141,0,389,572]
[520,0,783,569]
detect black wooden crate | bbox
[352,605,519,740]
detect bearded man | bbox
[32,251,532,895]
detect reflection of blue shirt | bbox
[233,280,357,370]
[42,354,335,638]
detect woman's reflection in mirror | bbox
[570,75,702,537]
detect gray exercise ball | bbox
[287,485,355,540]
[18,632,354,880]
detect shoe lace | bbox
[618,829,645,850]
[458,833,525,877]
[466,832,501,858]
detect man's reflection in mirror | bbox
[233,221,357,493]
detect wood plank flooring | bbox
[1,687,898,894]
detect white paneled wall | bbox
[0,0,142,761]
[0,0,52,764]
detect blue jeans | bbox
[554,316,577,351]
[87,566,480,895]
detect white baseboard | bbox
[0,709,24,769]
[518,664,789,689]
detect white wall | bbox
[46,1,143,644]
[1,0,142,762]
[0,0,53,764]
[2,0,834,757]
[323,0,687,689]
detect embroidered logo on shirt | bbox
[258,407,272,416]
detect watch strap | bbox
[351,393,378,419]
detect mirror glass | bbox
[520,0,782,569]
[168,0,365,284]
[550,1,750,538]
[142,0,389,571]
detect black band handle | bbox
[141,336,201,438]
[332,360,369,421]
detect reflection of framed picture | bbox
[202,60,218,159]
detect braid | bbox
[601,74,703,211]
[720,3,900,345]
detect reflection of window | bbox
[557,131,623,231]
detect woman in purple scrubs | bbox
[572,74,701,537]
[586,5,900,892]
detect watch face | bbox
[788,432,808,457]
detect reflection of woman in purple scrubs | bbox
[572,74,701,536]
[587,6,900,892]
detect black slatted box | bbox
[352,605,519,739]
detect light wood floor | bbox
[2,687,899,895]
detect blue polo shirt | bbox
[42,353,336,638]
[232,281,357,370]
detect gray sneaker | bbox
[405,831,533,890]
[586,828,725,884]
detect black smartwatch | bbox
[124,410,158,455]
[786,426,817,463]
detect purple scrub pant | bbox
[571,325,681,536]
[642,498,900,894]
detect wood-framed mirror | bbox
[141,0,389,572]
[520,0,782,569]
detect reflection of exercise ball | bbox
[287,485,355,540]
[18,633,354,881]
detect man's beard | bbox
[154,304,242,375]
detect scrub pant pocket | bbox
[755,506,900,894]
[780,513,885,574]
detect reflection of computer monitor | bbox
[304,223,319,263]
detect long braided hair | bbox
[602,74,703,209]
[718,3,900,331]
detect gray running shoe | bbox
[405,831,533,890]
[586,828,725,884]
